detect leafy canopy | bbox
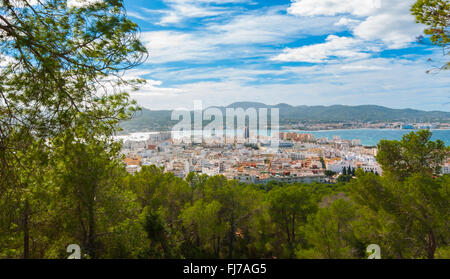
[412,0,450,70]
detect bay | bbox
[284,129,450,146]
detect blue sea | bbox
[283,129,450,146]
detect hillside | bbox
[120,103,450,133]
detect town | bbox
[118,130,450,184]
[118,131,384,183]
[284,122,450,131]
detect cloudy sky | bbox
[123,0,450,111]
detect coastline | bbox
[282,128,450,147]
[282,128,450,132]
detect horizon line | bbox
[138,102,450,113]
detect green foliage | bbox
[350,155,449,258]
[376,129,448,180]
[324,170,336,178]
[141,207,173,258]
[412,0,450,70]
[181,200,225,258]
[319,157,326,169]
[0,0,147,258]
[298,199,359,259]
[337,174,353,183]
[267,185,318,258]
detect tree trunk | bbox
[216,236,221,258]
[229,214,235,259]
[23,199,30,259]
[427,231,436,259]
[87,197,96,259]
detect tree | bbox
[267,185,317,258]
[350,171,449,259]
[347,166,353,176]
[186,172,209,204]
[319,157,326,169]
[412,0,450,71]
[48,129,146,259]
[141,207,172,258]
[0,0,147,258]
[0,135,53,258]
[181,200,225,258]
[127,166,191,258]
[350,132,449,259]
[0,0,146,148]
[298,199,359,259]
[324,170,336,178]
[204,177,263,258]
[337,175,352,184]
[376,130,448,180]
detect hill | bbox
[120,103,450,133]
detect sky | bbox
[122,0,450,111]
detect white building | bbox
[327,161,353,173]
[351,139,362,146]
[442,163,450,175]
[361,164,382,175]
[126,165,141,174]
[290,152,306,161]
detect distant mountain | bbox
[222,102,272,109]
[119,103,450,133]
[120,109,176,133]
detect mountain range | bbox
[120,102,450,133]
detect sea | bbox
[116,129,450,147]
[283,129,450,147]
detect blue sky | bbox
[121,0,450,111]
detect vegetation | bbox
[0,0,147,258]
[412,0,449,71]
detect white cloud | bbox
[0,0,39,8]
[126,11,148,21]
[208,9,338,45]
[272,35,372,63]
[334,17,361,27]
[100,69,183,98]
[141,8,340,63]
[131,80,183,97]
[133,55,450,111]
[159,3,222,25]
[123,0,447,112]
[0,55,15,68]
[288,0,424,49]
[152,0,250,25]
[288,0,381,17]
[339,64,387,71]
[146,66,290,83]
[354,12,423,49]
[67,0,102,8]
[141,31,219,63]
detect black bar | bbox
[0,259,447,278]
